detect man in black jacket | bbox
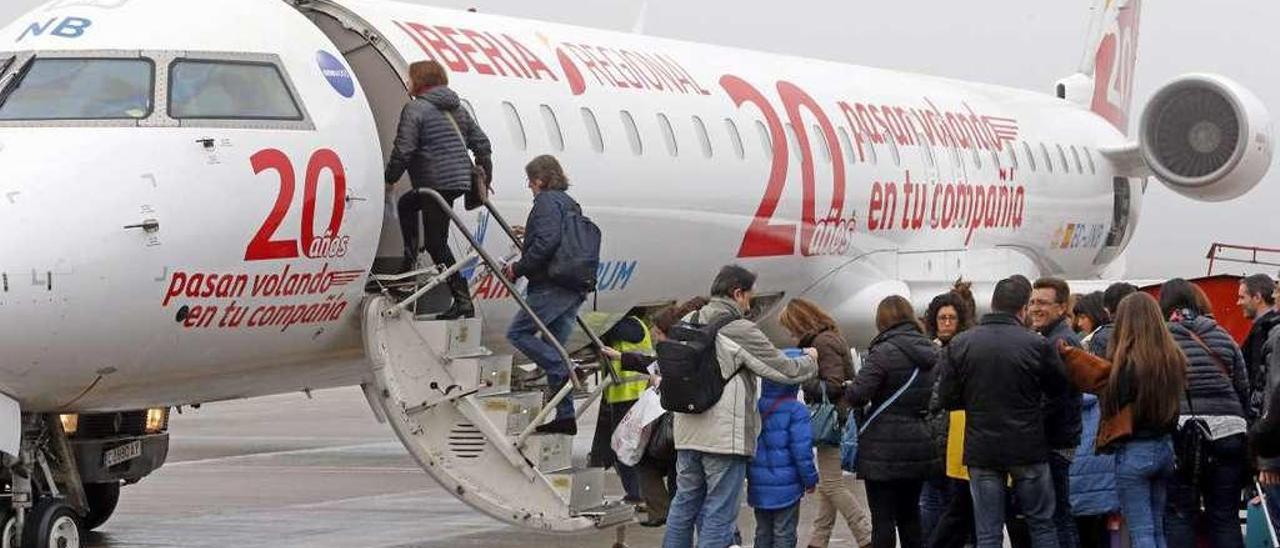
[1030,277,1082,548]
[940,277,1067,548]
[504,155,589,435]
[1240,274,1280,417]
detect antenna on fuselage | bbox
[632,1,648,34]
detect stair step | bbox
[523,432,572,473]
[575,500,637,528]
[446,355,512,397]
[548,467,605,513]
[408,317,485,358]
[478,391,544,436]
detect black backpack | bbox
[547,203,601,293]
[656,315,742,413]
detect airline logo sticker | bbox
[1051,223,1106,250]
[317,51,355,98]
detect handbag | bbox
[1173,331,1232,485]
[443,111,491,211]
[645,412,675,462]
[808,381,842,447]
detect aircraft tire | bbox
[21,499,80,548]
[80,482,120,531]
[0,510,17,548]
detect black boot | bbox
[399,245,418,274]
[437,272,475,320]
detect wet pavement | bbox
[85,387,868,548]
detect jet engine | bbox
[1139,74,1273,202]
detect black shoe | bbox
[639,518,666,528]
[437,273,475,320]
[533,418,577,436]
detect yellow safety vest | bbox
[605,318,652,404]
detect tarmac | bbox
[85,387,869,548]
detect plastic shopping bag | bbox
[611,388,664,466]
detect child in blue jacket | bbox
[749,379,820,548]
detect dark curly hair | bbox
[925,292,972,341]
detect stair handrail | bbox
[410,188,583,391]
[477,195,621,387]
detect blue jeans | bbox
[1047,452,1077,548]
[506,284,584,421]
[969,463,1059,548]
[663,450,748,548]
[1115,436,1174,548]
[1165,433,1246,548]
[754,502,800,548]
[920,476,952,542]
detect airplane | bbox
[0,0,1271,544]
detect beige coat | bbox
[674,298,818,457]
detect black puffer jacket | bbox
[1169,314,1250,419]
[939,313,1068,468]
[385,86,492,191]
[1041,317,1084,450]
[844,321,941,481]
[1245,311,1280,418]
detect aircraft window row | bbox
[169,60,302,121]
[502,101,527,150]
[539,104,564,152]
[0,58,154,121]
[725,118,745,159]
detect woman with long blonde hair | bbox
[778,298,872,548]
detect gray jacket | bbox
[384,86,492,192]
[673,298,818,457]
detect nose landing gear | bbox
[3,415,85,548]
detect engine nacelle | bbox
[1138,74,1273,202]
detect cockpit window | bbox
[169,60,301,120]
[0,58,153,121]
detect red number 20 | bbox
[245,148,347,261]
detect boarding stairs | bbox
[361,189,637,538]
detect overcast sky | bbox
[4,0,1277,280]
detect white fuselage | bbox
[0,0,1137,412]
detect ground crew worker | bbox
[590,315,654,504]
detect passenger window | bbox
[866,139,878,165]
[502,102,527,151]
[692,115,713,158]
[916,134,936,168]
[970,147,982,170]
[1007,144,1019,170]
[837,128,856,164]
[621,110,642,155]
[785,124,802,158]
[657,113,678,157]
[813,125,831,163]
[0,58,153,121]
[990,149,1001,171]
[461,99,479,124]
[1084,147,1097,174]
[1022,141,1037,172]
[1070,145,1083,173]
[1056,144,1069,173]
[724,118,744,160]
[754,120,772,159]
[169,60,300,120]
[540,105,564,152]
[887,136,901,167]
[581,107,603,153]
[1040,142,1054,173]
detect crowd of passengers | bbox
[384,59,1280,548]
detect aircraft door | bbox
[1093,176,1140,265]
